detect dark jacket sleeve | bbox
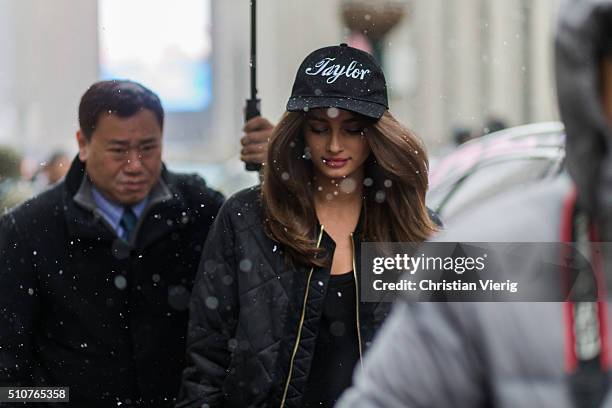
[0,213,40,386]
[177,202,239,408]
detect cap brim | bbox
[286,96,387,119]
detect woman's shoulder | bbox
[217,185,264,231]
[224,184,262,210]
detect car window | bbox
[438,157,556,221]
[427,178,457,212]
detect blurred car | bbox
[427,122,565,224]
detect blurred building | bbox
[0,0,559,171]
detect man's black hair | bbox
[78,79,164,140]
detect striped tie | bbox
[119,207,138,242]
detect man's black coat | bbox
[0,157,224,407]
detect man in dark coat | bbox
[0,80,225,407]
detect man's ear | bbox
[76,130,89,162]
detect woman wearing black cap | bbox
[178,44,438,408]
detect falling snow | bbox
[239,259,253,272]
[327,107,340,118]
[340,178,357,194]
[205,296,219,310]
[114,276,127,290]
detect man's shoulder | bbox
[164,169,216,194]
[163,170,225,207]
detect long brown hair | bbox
[262,110,437,267]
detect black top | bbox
[303,271,360,407]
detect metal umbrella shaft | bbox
[245,0,262,171]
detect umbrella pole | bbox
[244,0,262,172]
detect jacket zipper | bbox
[280,226,325,408]
[350,233,364,368]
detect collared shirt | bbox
[91,187,149,238]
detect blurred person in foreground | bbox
[177,43,439,408]
[0,145,34,213]
[337,1,612,407]
[0,80,225,407]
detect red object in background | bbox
[347,32,373,54]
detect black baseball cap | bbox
[286,43,388,119]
